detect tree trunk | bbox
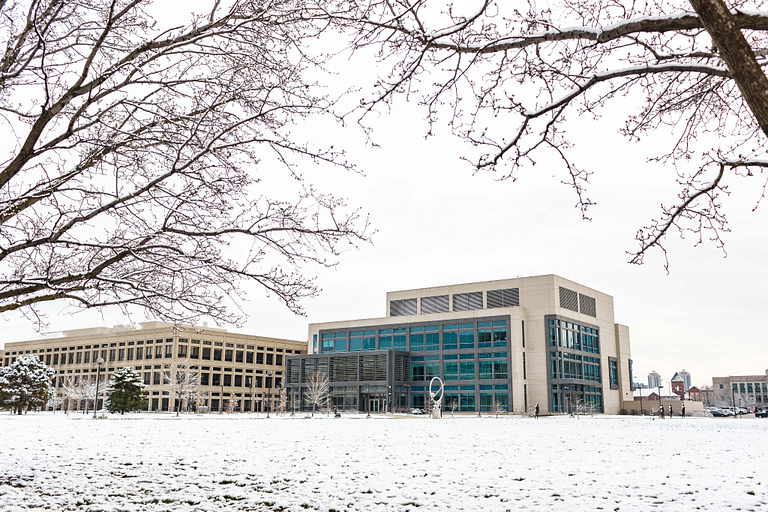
[688,0,768,137]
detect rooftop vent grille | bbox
[559,287,579,312]
[487,288,520,308]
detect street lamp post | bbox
[639,387,644,415]
[92,357,105,418]
[658,385,664,417]
[266,370,273,418]
[732,385,737,418]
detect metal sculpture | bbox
[428,376,444,419]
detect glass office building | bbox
[287,275,634,415]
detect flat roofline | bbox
[2,321,305,347]
[385,274,612,299]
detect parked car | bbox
[409,408,424,415]
[756,410,768,418]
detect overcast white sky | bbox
[2,1,767,389]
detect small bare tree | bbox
[228,391,238,414]
[277,387,288,416]
[77,377,99,415]
[163,360,199,417]
[46,394,63,414]
[304,371,329,417]
[61,376,81,415]
[493,400,507,419]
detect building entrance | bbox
[366,393,386,413]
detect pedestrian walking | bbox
[535,403,540,419]
[669,403,673,418]
[681,403,686,418]
[660,403,665,419]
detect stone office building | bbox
[2,321,305,412]
[286,275,634,415]
[712,371,768,408]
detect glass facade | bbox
[298,316,512,412]
[546,315,604,413]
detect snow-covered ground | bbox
[1,413,766,512]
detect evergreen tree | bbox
[0,356,55,415]
[106,367,146,415]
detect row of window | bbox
[6,348,283,367]
[53,370,281,389]
[550,352,602,382]
[318,321,508,354]
[6,340,288,355]
[548,319,600,354]
[410,353,509,381]
[732,382,768,394]
[411,386,510,412]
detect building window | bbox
[223,374,232,387]
[190,346,199,359]
[493,321,507,347]
[410,327,424,351]
[213,349,222,361]
[609,358,619,388]
[480,391,494,412]
[459,324,474,349]
[178,345,188,358]
[522,353,527,379]
[479,354,493,379]
[493,354,508,379]
[165,345,173,358]
[225,350,233,362]
[393,328,406,350]
[363,331,376,351]
[443,355,459,381]
[155,346,162,359]
[443,325,458,350]
[378,329,392,350]
[212,374,221,386]
[127,348,134,361]
[143,372,151,385]
[478,322,492,348]
[246,351,254,363]
[235,375,243,387]
[460,389,476,411]
[235,351,243,363]
[425,356,439,379]
[460,354,475,380]
[109,350,116,362]
[425,326,439,351]
[118,349,125,362]
[153,372,161,385]
[266,353,273,365]
[256,352,264,364]
[200,373,210,386]
[349,332,363,352]
[411,357,425,381]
